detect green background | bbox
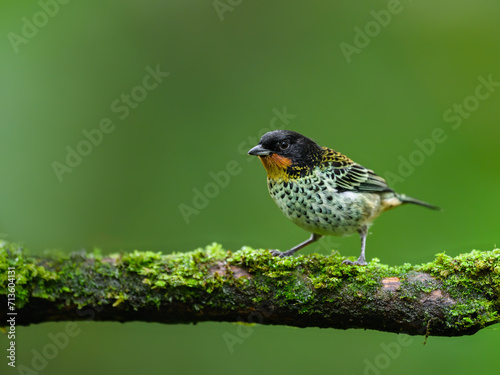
[1,0,499,374]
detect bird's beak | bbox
[248,144,272,156]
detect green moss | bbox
[1,240,499,333]
[417,249,500,329]
[0,241,59,308]
[121,243,228,292]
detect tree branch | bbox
[1,240,499,336]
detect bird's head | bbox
[248,130,323,179]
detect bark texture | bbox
[1,241,499,336]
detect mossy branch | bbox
[1,240,499,336]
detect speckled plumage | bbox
[248,130,439,265]
[267,177,384,237]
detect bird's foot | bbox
[342,257,367,266]
[269,249,294,258]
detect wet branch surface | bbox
[1,241,499,336]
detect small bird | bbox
[248,130,439,265]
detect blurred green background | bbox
[1,0,499,374]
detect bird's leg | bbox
[342,225,368,266]
[270,233,322,258]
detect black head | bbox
[248,130,323,166]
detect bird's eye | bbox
[279,140,289,150]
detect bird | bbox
[248,130,439,265]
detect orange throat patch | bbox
[259,154,292,181]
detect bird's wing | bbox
[320,148,393,193]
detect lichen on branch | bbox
[0,240,499,336]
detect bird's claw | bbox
[342,258,367,266]
[269,250,291,258]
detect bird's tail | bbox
[397,194,441,211]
